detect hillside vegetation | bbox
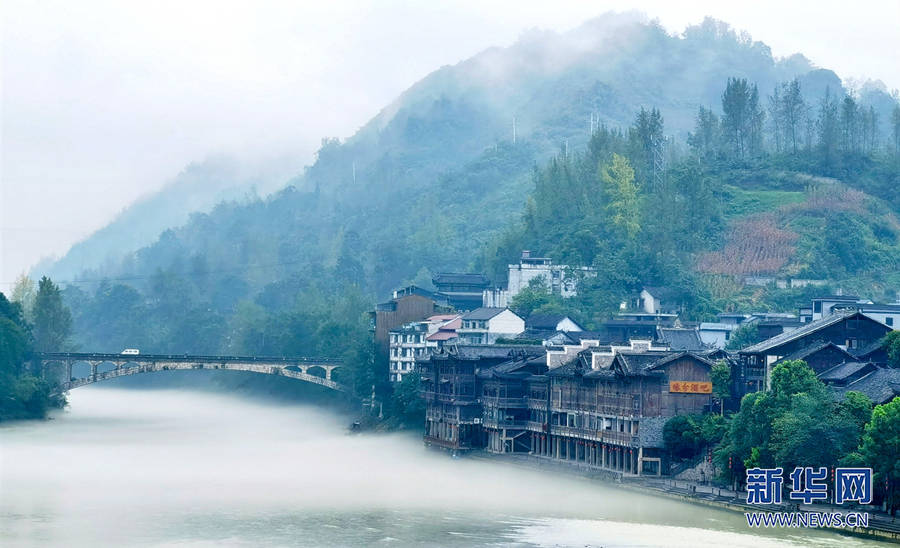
[13,14,899,396]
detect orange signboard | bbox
[669,381,712,394]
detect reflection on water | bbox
[0,387,884,547]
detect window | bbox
[846,338,858,349]
[814,301,822,313]
[887,317,894,327]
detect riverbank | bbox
[469,452,900,544]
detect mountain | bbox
[33,155,296,283]
[33,13,899,358]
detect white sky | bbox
[2,0,899,291]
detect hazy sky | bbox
[2,0,899,290]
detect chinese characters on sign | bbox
[746,467,872,505]
[668,381,712,394]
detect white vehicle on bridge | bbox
[121,348,140,356]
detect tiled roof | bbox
[836,367,900,405]
[741,311,862,354]
[615,351,675,374]
[427,314,460,322]
[427,331,458,341]
[855,339,887,359]
[432,273,490,286]
[818,361,874,383]
[774,341,855,364]
[452,344,543,360]
[526,314,582,330]
[462,307,508,320]
[657,328,705,351]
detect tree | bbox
[725,323,761,351]
[0,292,61,421]
[857,397,900,515]
[711,360,732,414]
[687,106,720,160]
[781,79,807,155]
[716,360,856,482]
[664,414,703,458]
[32,277,72,353]
[883,331,900,367]
[892,104,900,157]
[10,273,36,323]
[817,88,841,170]
[509,276,567,319]
[721,77,763,160]
[600,153,641,239]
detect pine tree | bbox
[721,77,764,160]
[32,277,72,353]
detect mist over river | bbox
[0,386,886,547]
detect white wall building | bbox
[507,251,592,299]
[389,314,460,383]
[457,308,525,345]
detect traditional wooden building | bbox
[419,344,542,454]
[371,286,450,364]
[523,350,715,476]
[738,310,891,394]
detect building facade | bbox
[457,308,525,345]
[507,251,593,299]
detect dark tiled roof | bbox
[775,341,855,364]
[647,351,715,371]
[478,357,548,379]
[836,367,900,405]
[452,344,543,360]
[615,351,675,374]
[432,273,490,286]
[818,361,875,383]
[741,311,865,354]
[643,286,680,300]
[657,328,705,351]
[526,314,581,330]
[855,339,887,359]
[462,307,508,320]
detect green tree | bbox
[721,77,764,160]
[711,359,732,414]
[687,106,720,160]
[664,414,703,458]
[882,331,900,367]
[0,292,62,421]
[32,277,72,353]
[10,273,36,323]
[387,371,426,429]
[892,104,900,157]
[857,397,900,515]
[509,276,567,318]
[725,323,761,351]
[600,153,641,239]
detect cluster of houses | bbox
[371,252,900,475]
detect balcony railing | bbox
[480,396,528,408]
[545,425,639,447]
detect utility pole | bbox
[513,116,517,144]
[352,161,356,184]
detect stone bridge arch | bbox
[35,353,349,394]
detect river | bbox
[0,386,887,547]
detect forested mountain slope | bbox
[28,14,897,376]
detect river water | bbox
[0,387,887,547]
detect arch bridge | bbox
[36,353,348,393]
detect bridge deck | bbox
[36,353,348,393]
